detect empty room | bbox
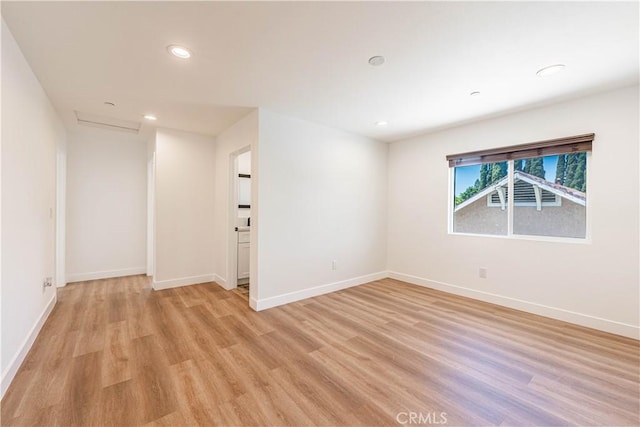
[1,1,638,426]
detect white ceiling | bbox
[2,1,638,142]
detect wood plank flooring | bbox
[1,276,638,426]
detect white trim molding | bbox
[66,267,146,284]
[152,274,216,291]
[55,149,67,288]
[1,293,57,399]
[252,271,388,311]
[388,271,639,340]
[214,274,232,290]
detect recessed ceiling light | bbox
[536,64,565,77]
[167,45,192,59]
[470,91,481,96]
[144,114,157,121]
[375,121,388,127]
[368,56,385,66]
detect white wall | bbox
[66,128,147,282]
[1,20,66,396]
[214,111,258,289]
[154,128,216,289]
[255,109,388,309]
[387,85,639,338]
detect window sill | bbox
[449,231,591,245]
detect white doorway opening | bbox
[227,147,251,300]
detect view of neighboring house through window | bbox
[512,154,586,238]
[449,134,591,240]
[453,161,508,235]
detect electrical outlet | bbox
[479,267,487,279]
[42,277,53,292]
[331,260,337,270]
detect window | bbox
[453,162,508,235]
[448,134,592,240]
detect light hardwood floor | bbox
[1,276,638,426]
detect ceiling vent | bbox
[75,111,141,134]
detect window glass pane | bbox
[513,154,587,238]
[453,161,508,235]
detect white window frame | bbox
[448,155,591,244]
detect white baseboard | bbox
[214,274,233,290]
[1,292,57,399]
[56,274,66,288]
[252,271,388,311]
[388,271,640,340]
[67,267,146,283]
[152,274,216,291]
